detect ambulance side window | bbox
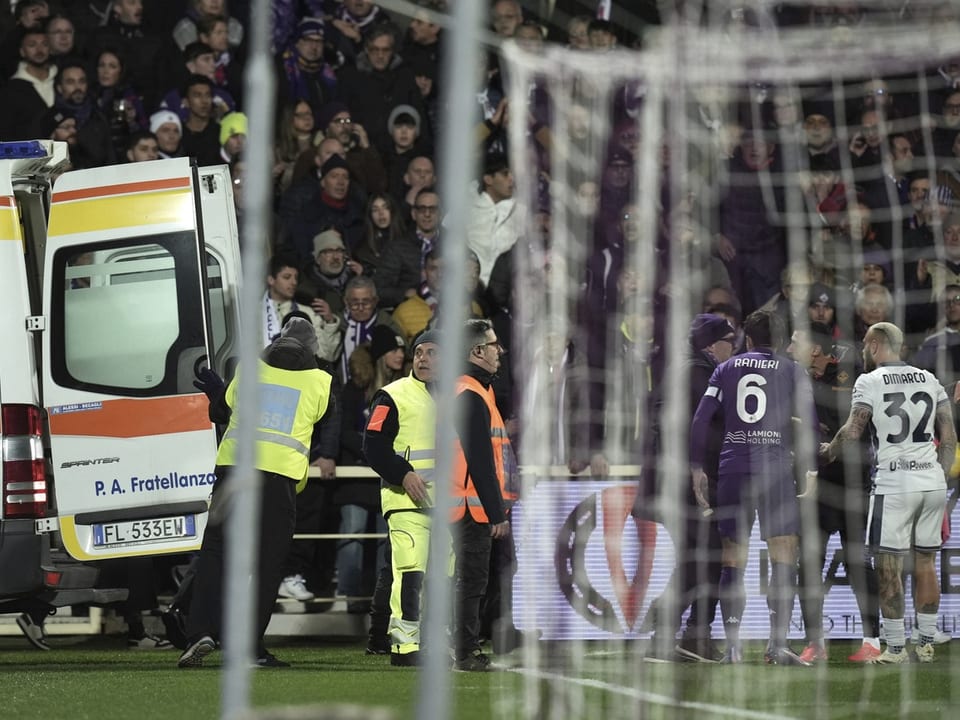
[52,232,207,396]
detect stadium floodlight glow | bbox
[0,141,48,159]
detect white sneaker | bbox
[869,647,910,664]
[16,613,50,651]
[914,643,935,663]
[278,574,314,601]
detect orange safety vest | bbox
[450,374,518,522]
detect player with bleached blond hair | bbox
[822,321,956,664]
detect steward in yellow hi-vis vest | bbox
[363,330,439,666]
[449,319,513,671]
[178,317,335,670]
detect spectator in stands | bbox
[332,0,391,62]
[801,100,838,162]
[397,154,436,212]
[566,14,591,50]
[466,153,523,286]
[587,18,618,51]
[0,0,49,80]
[717,121,787,314]
[179,74,222,166]
[403,0,444,87]
[295,228,359,326]
[759,262,814,337]
[276,17,338,114]
[336,23,425,156]
[45,12,80,63]
[913,283,960,404]
[196,14,242,102]
[150,110,182,159]
[0,26,56,141]
[124,130,158,162]
[92,0,163,109]
[916,212,960,304]
[265,252,342,364]
[374,188,440,307]
[281,153,366,262]
[160,42,236,124]
[36,58,114,168]
[853,283,895,348]
[172,0,244,53]
[934,90,960,158]
[384,105,428,200]
[274,100,315,196]
[335,324,405,613]
[354,192,406,277]
[314,100,387,195]
[92,47,147,160]
[338,275,404,383]
[491,0,522,38]
[218,110,246,164]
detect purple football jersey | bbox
[690,348,817,477]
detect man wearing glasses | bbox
[338,275,403,384]
[376,188,441,308]
[450,319,514,671]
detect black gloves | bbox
[193,367,225,401]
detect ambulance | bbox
[0,140,242,613]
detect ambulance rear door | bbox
[40,159,222,561]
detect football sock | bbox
[719,565,744,647]
[917,613,938,644]
[884,618,906,652]
[768,562,796,647]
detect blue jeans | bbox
[336,504,386,597]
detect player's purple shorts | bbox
[716,466,800,541]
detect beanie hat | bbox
[689,314,735,351]
[219,111,248,146]
[280,316,319,357]
[298,16,325,39]
[370,324,405,361]
[38,108,75,139]
[320,153,350,176]
[149,110,181,135]
[388,104,421,135]
[317,101,351,130]
[808,282,836,308]
[412,329,440,350]
[312,229,345,255]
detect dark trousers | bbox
[479,532,517,639]
[651,500,722,641]
[282,479,337,594]
[799,494,879,640]
[185,468,297,655]
[452,511,492,659]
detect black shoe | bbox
[390,651,421,667]
[454,651,493,672]
[254,651,290,668]
[366,636,390,655]
[160,607,188,650]
[177,635,216,668]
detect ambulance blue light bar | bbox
[0,141,48,159]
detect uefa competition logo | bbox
[554,485,671,633]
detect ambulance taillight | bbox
[1,405,47,518]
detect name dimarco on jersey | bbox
[882,371,928,384]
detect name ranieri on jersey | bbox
[94,472,215,496]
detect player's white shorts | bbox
[867,489,947,554]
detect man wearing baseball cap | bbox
[645,313,735,662]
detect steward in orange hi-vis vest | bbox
[450,373,516,522]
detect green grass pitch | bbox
[2,637,958,719]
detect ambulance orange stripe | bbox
[52,177,190,203]
[0,196,14,206]
[48,395,211,438]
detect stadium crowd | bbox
[5,0,960,665]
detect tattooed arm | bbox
[935,401,957,480]
[821,403,872,464]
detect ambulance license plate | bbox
[93,515,196,547]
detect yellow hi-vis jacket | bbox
[216,359,331,482]
[450,374,515,522]
[379,373,436,517]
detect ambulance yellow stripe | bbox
[0,205,20,241]
[48,188,194,235]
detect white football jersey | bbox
[852,363,949,494]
